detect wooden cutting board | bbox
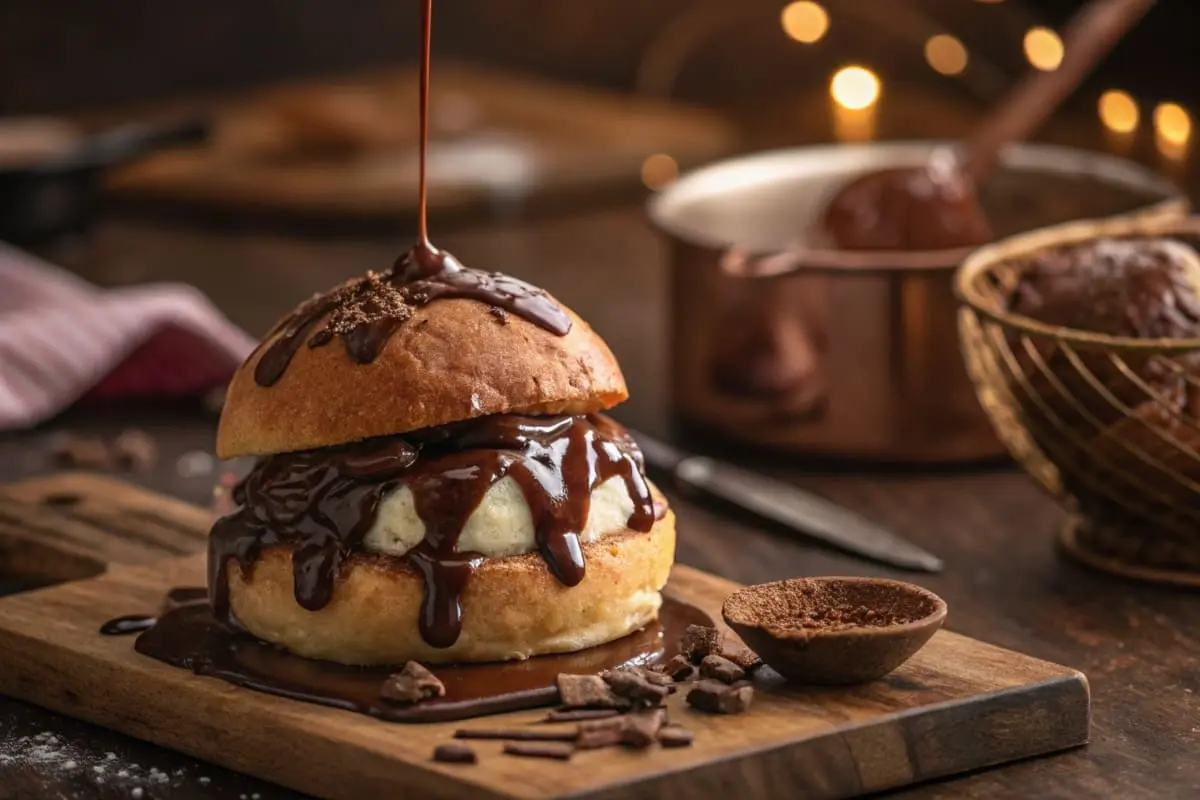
[103,64,739,221]
[0,473,1089,799]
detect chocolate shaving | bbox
[575,717,626,750]
[699,654,746,685]
[655,654,696,682]
[621,708,667,749]
[454,728,577,742]
[542,708,622,724]
[720,644,764,674]
[681,624,725,664]
[686,679,754,715]
[503,742,573,761]
[556,674,627,709]
[602,669,670,707]
[658,726,695,748]
[379,661,445,705]
[432,743,477,764]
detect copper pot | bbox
[649,142,1186,462]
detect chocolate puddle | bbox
[209,413,662,649]
[130,594,711,723]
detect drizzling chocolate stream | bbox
[252,0,570,389]
[209,414,662,648]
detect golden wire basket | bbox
[955,210,1200,586]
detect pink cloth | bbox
[0,242,257,430]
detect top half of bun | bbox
[216,288,627,459]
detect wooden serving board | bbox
[0,473,1089,799]
[103,64,739,220]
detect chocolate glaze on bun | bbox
[210,244,673,665]
[218,248,626,459]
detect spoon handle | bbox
[964,0,1156,183]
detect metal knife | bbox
[633,432,943,573]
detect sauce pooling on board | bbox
[208,414,663,648]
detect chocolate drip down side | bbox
[208,414,661,649]
[253,246,572,387]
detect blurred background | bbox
[1,0,1196,241]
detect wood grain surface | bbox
[0,474,1087,799]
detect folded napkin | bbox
[0,242,257,430]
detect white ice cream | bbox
[363,475,637,558]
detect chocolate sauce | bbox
[133,595,710,723]
[99,615,156,636]
[209,414,662,649]
[822,159,994,251]
[252,0,570,388]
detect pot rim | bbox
[647,140,1186,273]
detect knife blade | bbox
[633,432,943,573]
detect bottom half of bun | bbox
[224,511,676,665]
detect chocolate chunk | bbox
[543,708,621,724]
[432,743,477,764]
[658,726,695,748]
[686,679,754,714]
[488,307,510,325]
[700,654,746,684]
[681,624,724,664]
[575,717,626,750]
[556,674,626,709]
[380,661,445,704]
[454,728,576,742]
[602,669,669,707]
[502,742,573,761]
[656,654,696,682]
[50,434,111,470]
[720,644,764,674]
[631,667,674,687]
[621,708,667,749]
[112,429,158,472]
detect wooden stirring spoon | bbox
[821,0,1157,252]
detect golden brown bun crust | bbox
[217,297,627,458]
[225,511,676,665]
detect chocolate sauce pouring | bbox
[822,0,1156,251]
[253,0,570,388]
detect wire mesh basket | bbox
[955,210,1200,585]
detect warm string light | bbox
[830,66,879,143]
[924,34,968,76]
[1098,90,1139,134]
[1023,27,1064,71]
[1154,102,1192,164]
[830,66,880,111]
[780,1,829,44]
[641,153,679,190]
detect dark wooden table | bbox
[2,207,1198,800]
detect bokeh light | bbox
[830,66,881,111]
[1098,90,1139,134]
[1154,102,1192,147]
[781,1,829,44]
[1023,27,1064,71]
[641,153,679,190]
[924,34,969,76]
